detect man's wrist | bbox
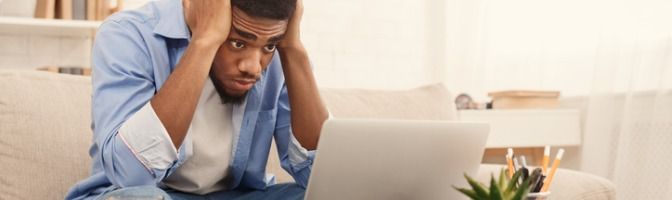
[279,39,305,50]
[190,34,226,49]
[278,42,306,54]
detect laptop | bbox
[304,119,489,200]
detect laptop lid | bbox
[304,119,489,200]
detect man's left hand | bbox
[279,0,304,50]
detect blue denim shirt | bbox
[66,0,315,199]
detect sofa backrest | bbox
[320,84,457,120]
[0,70,457,198]
[0,70,92,200]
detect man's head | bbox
[210,0,296,104]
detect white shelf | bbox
[458,109,582,148]
[0,17,101,37]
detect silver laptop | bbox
[304,119,489,200]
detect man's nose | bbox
[238,51,262,77]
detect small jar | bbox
[527,191,550,200]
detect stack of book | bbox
[34,0,123,20]
[488,90,560,109]
[38,66,91,76]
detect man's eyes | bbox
[228,40,276,53]
[230,40,245,49]
[263,44,277,52]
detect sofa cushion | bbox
[319,84,457,120]
[0,70,93,200]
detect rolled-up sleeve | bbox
[287,133,315,167]
[118,102,178,171]
[91,20,179,187]
[286,110,332,171]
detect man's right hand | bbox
[151,0,232,148]
[183,0,232,44]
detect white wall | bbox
[301,0,447,89]
[443,0,672,101]
[443,0,599,101]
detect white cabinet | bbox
[0,17,100,37]
[0,17,100,69]
[458,109,581,148]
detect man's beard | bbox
[209,71,248,105]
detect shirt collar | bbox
[153,0,191,39]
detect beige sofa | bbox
[0,70,615,199]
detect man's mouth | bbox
[231,79,256,91]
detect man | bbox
[65,0,328,199]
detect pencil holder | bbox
[526,191,550,200]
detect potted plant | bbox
[454,169,532,200]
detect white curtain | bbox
[444,0,672,198]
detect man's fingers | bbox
[295,0,304,19]
[183,0,232,44]
[297,0,303,12]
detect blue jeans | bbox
[99,183,305,200]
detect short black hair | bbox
[231,0,296,20]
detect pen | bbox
[506,148,514,178]
[513,155,520,171]
[519,156,529,181]
[512,155,522,184]
[542,145,550,175]
[541,148,564,192]
[520,155,528,168]
[528,168,543,192]
[534,175,545,192]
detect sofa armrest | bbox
[476,164,615,200]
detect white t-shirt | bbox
[161,79,235,194]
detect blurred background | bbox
[1,0,670,199]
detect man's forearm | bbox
[279,45,329,150]
[151,39,220,148]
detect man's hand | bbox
[151,0,233,148]
[183,0,232,44]
[279,0,304,49]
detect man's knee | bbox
[99,186,171,200]
[268,183,305,199]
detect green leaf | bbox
[511,178,531,200]
[498,168,507,190]
[453,186,480,200]
[489,175,503,200]
[456,169,533,200]
[465,173,489,198]
[506,169,523,193]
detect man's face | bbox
[210,8,288,104]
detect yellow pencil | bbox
[506,148,514,178]
[541,148,564,192]
[542,145,550,175]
